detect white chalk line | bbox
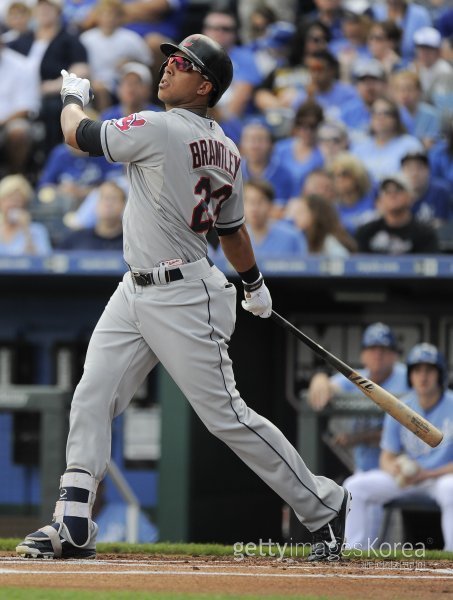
[0,568,452,580]
[1,557,452,576]
[2,557,452,572]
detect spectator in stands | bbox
[429,119,453,187]
[100,62,161,121]
[401,151,452,228]
[0,174,51,255]
[339,59,387,144]
[253,19,331,120]
[0,40,39,175]
[317,120,349,168]
[284,168,336,221]
[239,121,293,217]
[306,0,345,42]
[291,50,358,123]
[257,21,297,81]
[272,100,325,197]
[302,168,336,203]
[355,173,439,254]
[242,179,307,257]
[244,7,296,79]
[202,9,263,143]
[345,343,453,551]
[366,20,404,76]
[59,0,96,31]
[351,96,423,181]
[371,0,432,62]
[2,2,32,44]
[237,0,299,45]
[330,152,377,235]
[291,193,357,257]
[329,9,372,82]
[80,0,187,62]
[245,5,279,47]
[36,142,122,214]
[409,26,453,112]
[57,181,125,251]
[80,0,152,112]
[308,322,408,472]
[9,0,89,155]
[390,70,442,151]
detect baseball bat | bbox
[271,310,443,448]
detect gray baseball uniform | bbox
[14,35,350,563]
[63,107,344,534]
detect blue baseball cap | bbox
[361,322,399,351]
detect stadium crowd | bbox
[0,0,452,257]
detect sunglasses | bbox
[164,55,209,80]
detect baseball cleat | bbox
[16,522,97,560]
[307,487,351,562]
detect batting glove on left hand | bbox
[60,69,93,107]
[241,274,272,319]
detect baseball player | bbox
[344,343,453,551]
[16,34,350,561]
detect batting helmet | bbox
[160,34,233,107]
[406,343,447,389]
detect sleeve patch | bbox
[113,113,147,132]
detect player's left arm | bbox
[219,224,272,319]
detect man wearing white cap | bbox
[410,26,453,108]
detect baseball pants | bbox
[344,469,453,550]
[66,258,344,532]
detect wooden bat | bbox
[271,310,443,448]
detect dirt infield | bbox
[0,552,452,598]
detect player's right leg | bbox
[16,275,157,559]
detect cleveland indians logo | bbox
[182,36,198,47]
[114,113,146,132]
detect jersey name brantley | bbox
[189,139,241,179]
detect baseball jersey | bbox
[331,362,409,472]
[100,109,245,270]
[381,389,453,468]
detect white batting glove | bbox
[60,69,93,106]
[241,274,272,319]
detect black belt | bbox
[131,268,183,286]
[131,257,213,287]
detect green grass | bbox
[2,538,452,560]
[0,592,338,600]
[0,538,453,564]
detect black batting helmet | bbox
[160,34,233,107]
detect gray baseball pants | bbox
[66,258,344,531]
